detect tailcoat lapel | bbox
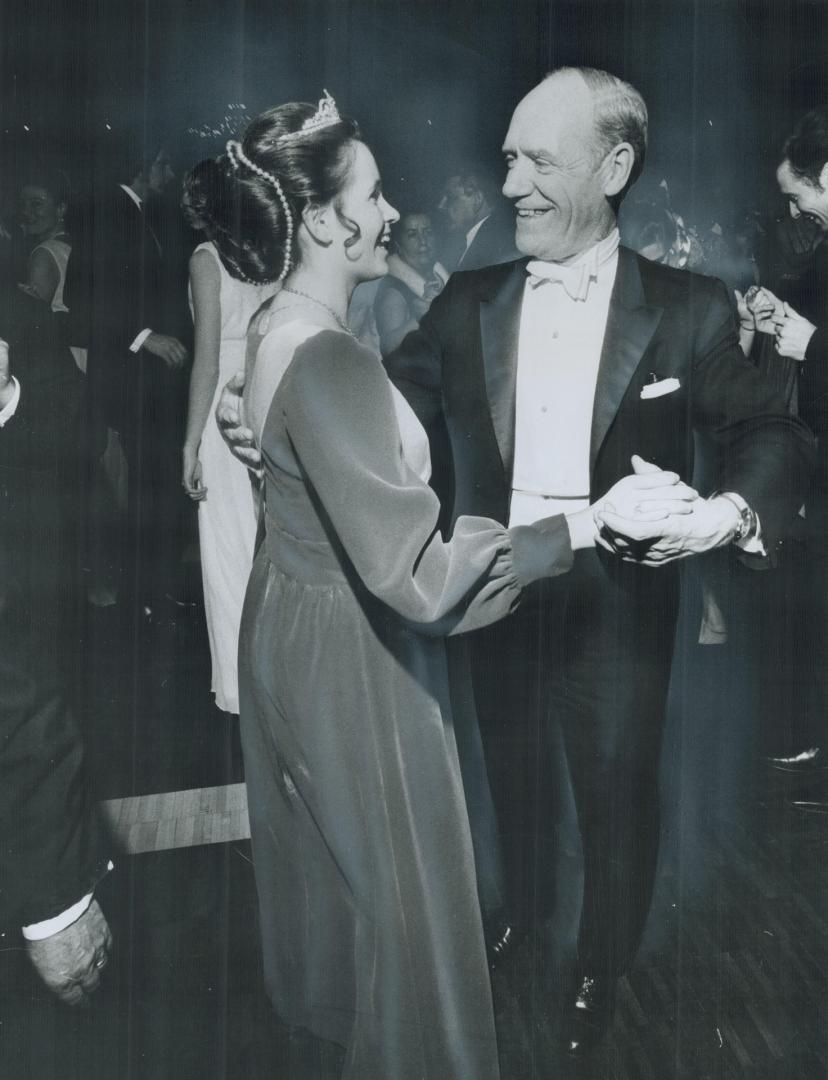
[478,259,528,483]
[590,248,663,473]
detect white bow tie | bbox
[525,230,620,302]
[526,259,595,302]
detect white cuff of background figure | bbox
[0,377,21,426]
[22,893,94,941]
[22,861,115,940]
[130,328,153,353]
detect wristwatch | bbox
[714,491,758,543]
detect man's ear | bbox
[301,203,333,247]
[602,142,635,199]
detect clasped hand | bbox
[594,456,738,565]
[216,370,262,469]
[27,898,112,1007]
[772,301,817,362]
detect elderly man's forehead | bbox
[507,75,596,147]
[530,71,594,113]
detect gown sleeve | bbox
[273,329,573,636]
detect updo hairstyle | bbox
[182,103,360,284]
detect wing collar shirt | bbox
[458,215,489,265]
[509,227,620,527]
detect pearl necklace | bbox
[280,286,354,337]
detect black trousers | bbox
[118,363,189,609]
[472,549,679,979]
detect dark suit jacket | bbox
[386,247,814,567]
[64,186,190,434]
[456,204,521,273]
[0,314,106,930]
[0,290,83,473]
[777,249,828,543]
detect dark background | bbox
[2,0,827,228]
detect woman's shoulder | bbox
[193,239,217,257]
[260,318,375,370]
[376,274,416,303]
[281,328,386,418]
[250,321,376,440]
[31,236,70,262]
[190,240,222,269]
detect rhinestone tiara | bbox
[278,90,341,144]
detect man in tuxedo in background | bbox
[385,67,813,1055]
[65,145,191,622]
[762,107,828,794]
[438,161,520,271]
[0,327,111,1004]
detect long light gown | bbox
[188,241,276,713]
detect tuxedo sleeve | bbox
[798,324,828,438]
[65,197,161,356]
[382,274,457,428]
[691,278,815,550]
[276,331,572,637]
[0,547,108,930]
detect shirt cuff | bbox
[130,328,153,353]
[21,860,115,940]
[22,893,93,940]
[0,377,21,426]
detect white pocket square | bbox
[640,377,680,400]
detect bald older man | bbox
[384,66,812,1055]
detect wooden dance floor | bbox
[99,784,251,854]
[86,781,828,1079]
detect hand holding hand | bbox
[27,899,112,1006]
[593,455,698,524]
[597,493,741,565]
[773,301,817,361]
[143,333,188,370]
[742,285,781,334]
[182,443,206,501]
[216,370,262,469]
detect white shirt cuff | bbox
[130,328,153,353]
[22,893,93,940]
[0,377,21,427]
[21,861,115,940]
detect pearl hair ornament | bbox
[225,138,293,283]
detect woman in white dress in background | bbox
[182,160,277,715]
[18,166,87,374]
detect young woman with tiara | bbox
[193,93,586,1078]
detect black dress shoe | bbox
[561,974,617,1058]
[483,910,520,970]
